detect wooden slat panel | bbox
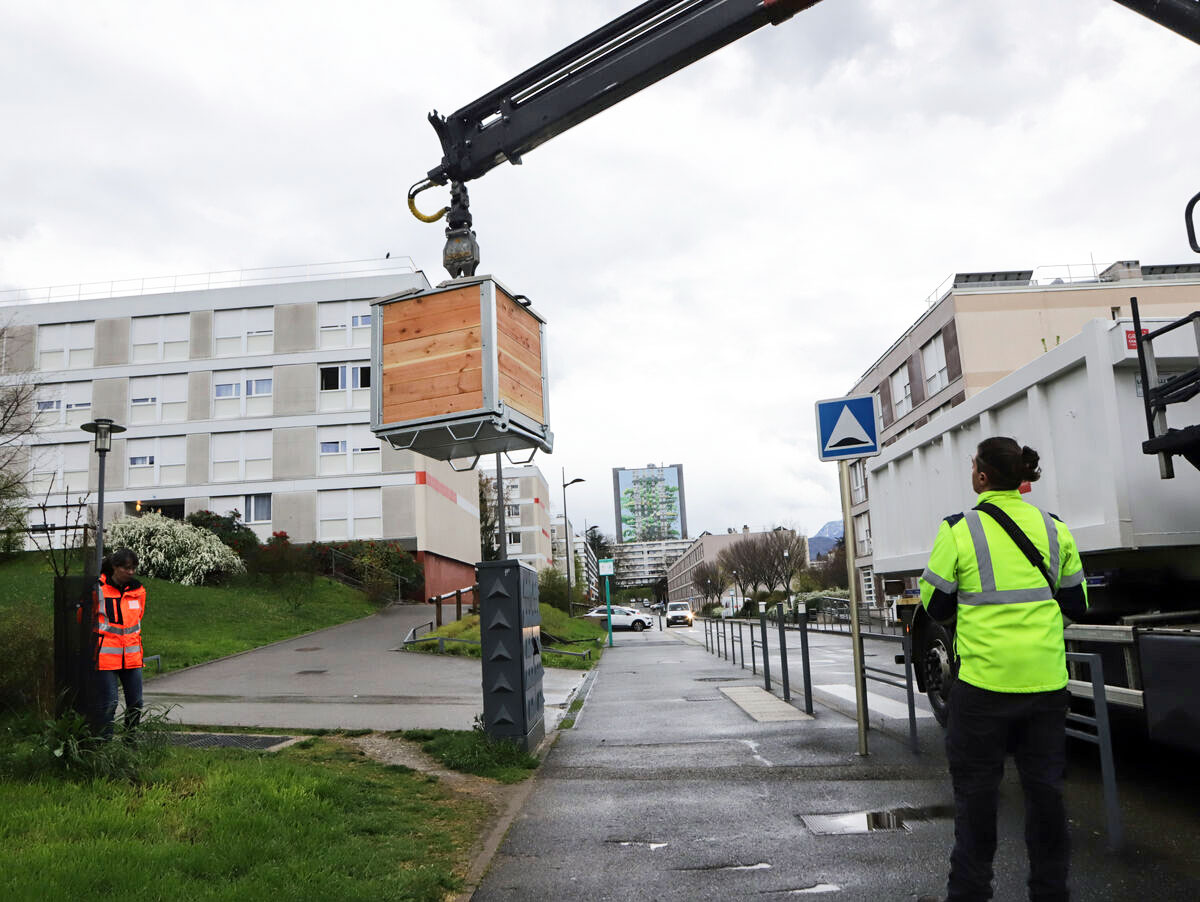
[383,349,482,384]
[495,325,541,375]
[497,349,542,398]
[498,371,543,421]
[382,296,481,345]
[495,292,541,357]
[383,391,484,424]
[381,287,480,342]
[382,327,481,367]
[383,369,483,404]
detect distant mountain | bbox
[809,520,844,560]
[815,520,844,540]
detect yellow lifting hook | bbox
[407,178,449,223]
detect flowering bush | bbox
[185,508,260,559]
[105,513,246,585]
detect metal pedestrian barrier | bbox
[1064,651,1123,851]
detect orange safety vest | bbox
[94,574,146,670]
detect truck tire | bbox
[918,619,955,727]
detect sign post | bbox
[598,558,615,647]
[815,394,881,757]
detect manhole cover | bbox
[295,646,321,652]
[295,669,327,675]
[167,733,297,751]
[799,805,954,835]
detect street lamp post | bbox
[81,418,126,578]
[561,470,585,615]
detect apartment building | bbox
[1,262,481,598]
[844,259,1200,608]
[492,465,554,571]
[666,527,808,607]
[613,536,693,589]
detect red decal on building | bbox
[1126,328,1148,350]
[416,471,458,504]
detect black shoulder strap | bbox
[973,502,1056,593]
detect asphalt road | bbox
[474,623,1200,901]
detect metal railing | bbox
[704,599,921,754]
[1065,652,1123,850]
[328,548,409,602]
[427,584,477,627]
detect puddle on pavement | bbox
[294,669,328,675]
[606,839,668,851]
[799,804,954,835]
[788,884,842,894]
[677,862,771,872]
[695,676,742,682]
[295,647,321,652]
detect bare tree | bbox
[717,538,766,604]
[690,560,727,608]
[761,528,809,596]
[0,321,38,554]
[478,472,498,561]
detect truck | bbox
[870,310,1200,752]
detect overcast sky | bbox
[3,1,1198,539]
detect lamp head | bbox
[81,417,126,453]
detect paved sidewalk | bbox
[143,604,586,732]
[473,631,1200,901]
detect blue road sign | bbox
[815,395,881,462]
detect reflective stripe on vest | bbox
[960,509,1059,604]
[98,623,141,635]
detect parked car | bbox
[665,602,694,627]
[583,606,654,632]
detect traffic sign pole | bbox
[840,459,869,757]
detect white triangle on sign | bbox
[824,405,873,452]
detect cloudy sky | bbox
[3,1,1198,539]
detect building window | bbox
[853,512,872,557]
[922,333,948,396]
[318,488,383,540]
[505,504,520,518]
[37,322,94,370]
[318,300,373,348]
[131,314,189,362]
[318,425,380,475]
[127,436,186,487]
[214,368,273,417]
[33,383,92,427]
[860,567,876,605]
[30,442,90,496]
[890,366,911,419]
[507,531,521,547]
[318,363,370,412]
[214,307,273,356]
[849,460,867,504]
[129,374,187,425]
[244,494,272,523]
[211,431,272,482]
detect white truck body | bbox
[868,316,1200,576]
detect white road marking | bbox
[815,683,933,719]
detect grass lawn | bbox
[0,552,378,674]
[409,603,607,670]
[0,736,490,902]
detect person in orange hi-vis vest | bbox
[92,548,146,739]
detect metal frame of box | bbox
[370,275,553,465]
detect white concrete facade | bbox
[2,264,482,596]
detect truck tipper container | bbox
[868,314,1200,752]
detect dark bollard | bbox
[901,632,919,754]
[776,603,790,702]
[799,601,813,715]
[434,596,443,628]
[759,610,771,691]
[455,589,462,621]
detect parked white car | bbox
[583,606,654,632]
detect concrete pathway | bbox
[144,604,586,732]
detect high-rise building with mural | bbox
[612,464,687,543]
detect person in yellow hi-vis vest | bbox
[917,437,1087,902]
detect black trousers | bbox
[944,681,1070,902]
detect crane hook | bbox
[408,178,449,223]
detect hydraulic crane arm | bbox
[415,0,1200,277]
[425,0,822,188]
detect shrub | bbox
[185,508,260,559]
[538,567,568,612]
[106,513,246,585]
[0,606,53,716]
[306,540,422,598]
[1,706,170,783]
[247,531,315,608]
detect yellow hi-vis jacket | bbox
[918,489,1087,693]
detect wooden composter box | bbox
[371,275,552,463]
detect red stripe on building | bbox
[415,471,458,504]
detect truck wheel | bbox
[919,620,955,727]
